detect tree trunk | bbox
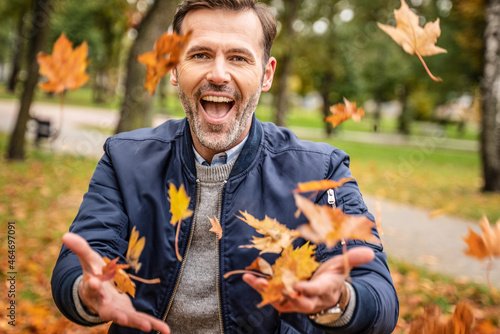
[115,0,177,134]
[7,14,25,93]
[481,0,500,192]
[273,0,299,127]
[7,0,52,160]
[397,85,411,135]
[320,72,333,137]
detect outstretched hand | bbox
[243,246,375,315]
[62,233,170,334]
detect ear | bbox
[261,57,276,92]
[170,68,178,86]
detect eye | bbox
[192,53,208,60]
[230,56,247,62]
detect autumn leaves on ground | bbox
[0,139,498,333]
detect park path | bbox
[1,98,498,288]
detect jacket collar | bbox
[182,114,262,178]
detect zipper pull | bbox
[327,189,336,208]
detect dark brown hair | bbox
[173,0,277,63]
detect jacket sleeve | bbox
[51,139,130,326]
[312,148,399,334]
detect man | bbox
[52,0,399,333]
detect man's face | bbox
[171,8,276,157]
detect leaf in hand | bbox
[208,216,223,240]
[377,0,446,82]
[245,257,274,276]
[37,33,89,94]
[294,194,377,248]
[138,31,192,95]
[126,226,145,273]
[168,183,194,261]
[258,243,319,307]
[294,177,354,194]
[238,211,299,254]
[325,98,365,128]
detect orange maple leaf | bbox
[138,31,192,95]
[463,215,500,260]
[238,211,299,254]
[245,257,274,277]
[408,301,474,334]
[101,257,136,297]
[37,33,89,94]
[258,243,319,307]
[377,0,447,82]
[208,216,223,240]
[325,98,365,128]
[294,177,354,194]
[294,193,377,248]
[168,183,194,261]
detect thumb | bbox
[62,232,105,274]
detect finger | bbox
[62,233,105,273]
[313,246,375,276]
[104,308,170,334]
[242,274,268,293]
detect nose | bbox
[206,56,231,85]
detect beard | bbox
[177,81,262,151]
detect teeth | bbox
[201,96,234,103]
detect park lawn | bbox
[0,135,499,332]
[299,137,500,223]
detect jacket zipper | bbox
[216,180,227,334]
[327,188,336,208]
[158,179,201,333]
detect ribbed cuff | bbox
[72,275,104,324]
[323,281,356,327]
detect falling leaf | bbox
[168,183,194,261]
[258,243,319,307]
[101,257,136,297]
[126,226,145,273]
[208,216,223,240]
[294,193,377,248]
[294,177,354,193]
[377,0,447,82]
[238,211,299,254]
[37,33,89,94]
[463,215,500,260]
[325,98,365,128]
[408,301,474,334]
[138,31,192,95]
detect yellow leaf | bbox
[126,226,145,273]
[37,33,89,93]
[238,211,299,254]
[294,177,354,193]
[168,183,193,261]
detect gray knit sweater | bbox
[166,161,235,333]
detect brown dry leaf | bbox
[325,97,365,128]
[294,177,354,193]
[294,194,377,248]
[245,257,274,277]
[377,0,447,82]
[258,243,319,307]
[208,216,223,240]
[37,33,89,93]
[408,301,474,334]
[238,211,299,254]
[138,31,192,95]
[168,183,194,261]
[463,215,500,260]
[126,226,145,273]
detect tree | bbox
[481,0,500,192]
[115,0,177,134]
[7,0,53,160]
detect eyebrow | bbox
[185,45,256,61]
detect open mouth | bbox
[200,95,235,122]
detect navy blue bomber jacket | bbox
[51,116,399,333]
